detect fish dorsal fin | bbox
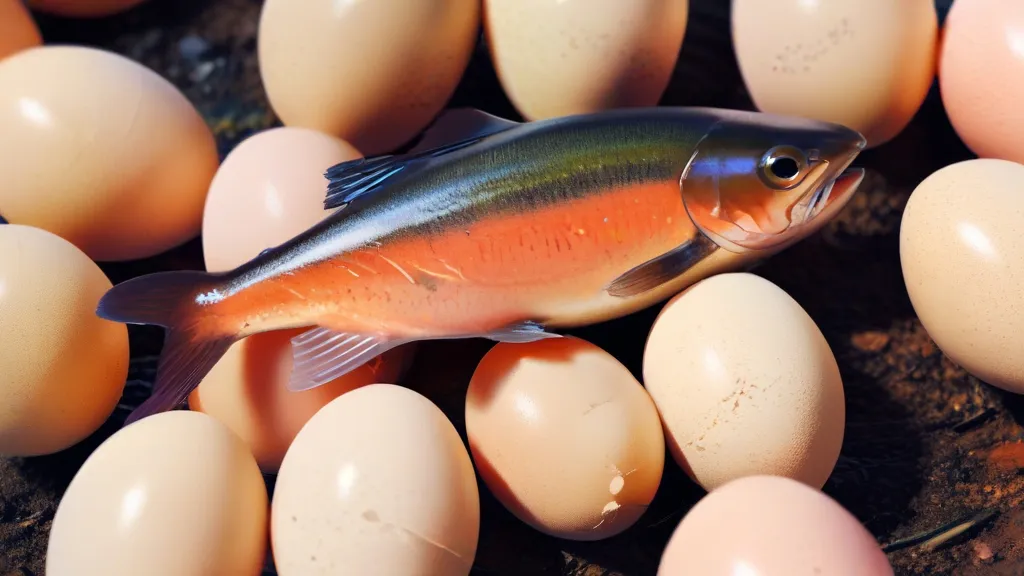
[604,233,720,298]
[323,108,520,210]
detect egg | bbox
[643,272,845,491]
[202,126,362,273]
[0,46,219,261]
[657,475,893,575]
[0,224,128,457]
[900,158,1024,394]
[272,384,480,575]
[257,0,480,155]
[0,0,41,61]
[27,0,146,18]
[46,410,269,576]
[188,327,416,473]
[731,0,938,148]
[939,0,1024,164]
[465,337,664,541]
[484,0,689,121]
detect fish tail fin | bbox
[96,270,240,425]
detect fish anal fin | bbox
[288,327,411,392]
[605,235,719,298]
[480,320,561,343]
[322,108,520,210]
[287,318,557,392]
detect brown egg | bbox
[643,273,845,491]
[202,126,362,273]
[465,336,665,541]
[189,328,416,473]
[46,411,268,576]
[0,46,219,261]
[257,0,481,155]
[272,384,480,575]
[0,0,41,61]
[732,0,938,148]
[900,159,1024,394]
[0,224,128,456]
[484,0,689,121]
[27,0,146,18]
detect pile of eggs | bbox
[0,0,1023,574]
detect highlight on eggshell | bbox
[465,336,665,541]
[0,45,220,262]
[643,272,845,491]
[27,0,147,18]
[938,0,1024,165]
[201,125,363,273]
[899,158,1024,394]
[257,0,481,155]
[0,0,41,61]
[188,327,417,474]
[46,410,269,576]
[657,475,894,575]
[731,0,938,148]
[0,224,128,457]
[483,0,689,121]
[272,384,480,576]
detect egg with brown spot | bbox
[732,0,938,148]
[643,273,845,491]
[465,336,664,541]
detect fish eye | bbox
[759,145,808,190]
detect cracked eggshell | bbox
[657,475,894,575]
[483,0,689,121]
[731,0,938,148]
[271,384,480,576]
[642,273,845,491]
[465,336,664,541]
[899,158,1024,394]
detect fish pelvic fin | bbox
[96,270,240,425]
[287,320,559,392]
[322,108,520,210]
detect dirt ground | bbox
[5,1,1024,575]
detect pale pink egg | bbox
[939,0,1024,163]
[201,126,362,272]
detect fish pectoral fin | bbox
[323,108,520,210]
[288,327,412,392]
[605,234,720,298]
[479,320,562,343]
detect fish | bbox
[97,106,866,425]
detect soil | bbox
[5,1,1024,575]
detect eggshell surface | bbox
[46,410,269,576]
[484,0,689,121]
[257,0,480,155]
[900,158,1024,393]
[272,384,480,575]
[0,0,41,61]
[0,224,128,456]
[189,328,416,473]
[643,273,845,491]
[202,126,362,273]
[657,475,893,575]
[731,0,938,148]
[0,46,219,261]
[939,0,1024,164]
[27,0,145,18]
[466,337,664,541]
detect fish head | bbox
[679,109,867,253]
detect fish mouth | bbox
[790,162,866,229]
